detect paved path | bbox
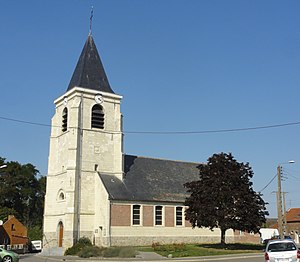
[36,251,166,261]
[35,252,262,262]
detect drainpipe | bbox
[109,201,112,247]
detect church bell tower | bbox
[43,33,123,249]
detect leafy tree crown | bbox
[184,152,268,236]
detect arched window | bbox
[57,189,66,201]
[91,104,104,129]
[62,107,68,132]
[59,192,65,200]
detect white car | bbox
[265,239,300,262]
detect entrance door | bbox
[58,222,64,247]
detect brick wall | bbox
[286,222,300,235]
[109,203,259,246]
[165,206,174,227]
[143,206,154,226]
[111,204,131,226]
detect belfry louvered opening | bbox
[91,104,104,129]
[62,107,68,132]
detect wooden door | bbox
[58,222,63,247]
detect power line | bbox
[125,121,300,134]
[0,116,52,127]
[1,115,300,135]
[259,173,277,193]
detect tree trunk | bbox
[220,227,226,245]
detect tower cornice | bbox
[55,87,122,106]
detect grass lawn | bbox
[138,243,264,258]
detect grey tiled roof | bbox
[67,34,114,93]
[100,155,200,203]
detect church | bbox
[42,32,258,251]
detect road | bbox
[19,253,264,262]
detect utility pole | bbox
[277,165,283,239]
[282,192,287,236]
[276,160,295,239]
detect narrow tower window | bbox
[59,192,65,200]
[62,107,68,132]
[91,104,104,129]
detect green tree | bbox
[0,158,45,229]
[0,157,5,166]
[184,152,268,245]
[0,207,18,222]
[28,225,43,241]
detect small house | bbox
[0,215,28,246]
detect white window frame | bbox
[175,206,184,227]
[132,204,142,226]
[154,205,164,226]
[57,189,66,202]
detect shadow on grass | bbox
[199,243,263,251]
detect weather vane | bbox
[89,6,94,35]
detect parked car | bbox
[263,235,280,245]
[29,240,42,252]
[0,248,19,262]
[264,239,300,262]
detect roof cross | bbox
[89,6,94,35]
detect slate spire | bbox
[67,34,114,93]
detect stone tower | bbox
[43,33,123,249]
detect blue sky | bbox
[1,0,300,218]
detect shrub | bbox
[28,225,43,240]
[65,244,83,256]
[118,247,137,258]
[102,247,121,257]
[77,237,92,246]
[78,246,103,258]
[174,243,187,252]
[152,242,162,251]
[65,239,137,258]
[64,237,92,255]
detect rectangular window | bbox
[155,206,163,226]
[176,207,183,226]
[132,205,141,225]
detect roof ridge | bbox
[125,154,201,165]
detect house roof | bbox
[67,34,114,93]
[286,208,300,222]
[100,155,200,203]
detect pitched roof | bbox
[67,34,114,93]
[100,155,200,203]
[286,208,300,222]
